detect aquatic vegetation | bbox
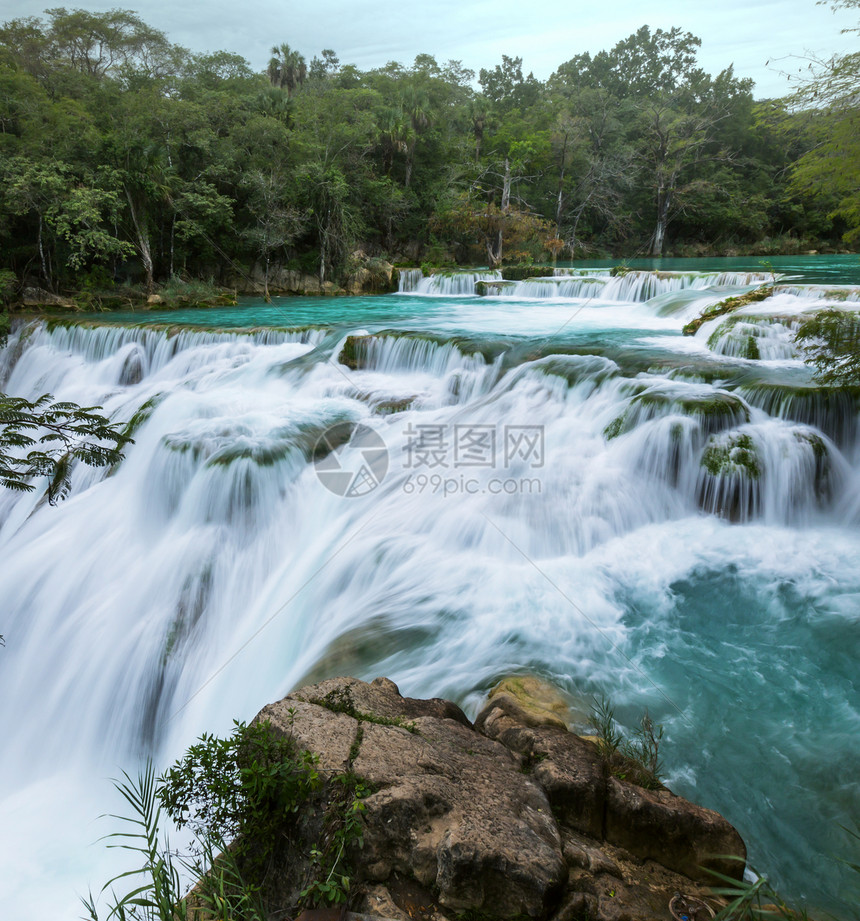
[683,285,774,336]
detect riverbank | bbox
[5,250,859,316]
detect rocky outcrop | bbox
[20,286,77,308]
[254,675,745,920]
[230,256,397,297]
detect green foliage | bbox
[158,718,320,867]
[299,772,370,907]
[588,697,665,789]
[0,269,16,306]
[0,7,853,291]
[788,2,860,245]
[588,696,623,761]
[88,719,373,918]
[82,761,268,921]
[707,857,809,921]
[0,391,131,503]
[795,308,860,386]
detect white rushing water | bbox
[1,272,859,918]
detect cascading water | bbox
[398,268,502,295]
[1,261,858,920]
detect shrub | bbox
[158,718,320,867]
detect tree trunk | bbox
[125,187,154,292]
[318,220,327,286]
[37,213,49,288]
[405,141,415,189]
[555,133,568,238]
[169,214,175,278]
[486,159,512,268]
[651,172,673,257]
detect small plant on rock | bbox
[588,697,664,790]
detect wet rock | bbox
[252,676,744,919]
[604,778,746,882]
[477,675,572,732]
[260,677,564,917]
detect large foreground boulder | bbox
[261,677,566,917]
[255,675,747,921]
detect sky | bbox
[4,0,858,98]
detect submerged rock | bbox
[604,386,749,442]
[253,675,745,920]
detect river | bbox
[0,256,857,918]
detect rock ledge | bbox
[256,676,745,921]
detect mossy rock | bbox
[604,388,749,440]
[501,265,554,281]
[476,279,517,296]
[794,430,836,502]
[683,284,774,336]
[524,354,619,388]
[697,431,763,521]
[737,382,860,447]
[373,397,415,415]
[700,432,761,480]
[338,334,371,370]
[483,675,572,731]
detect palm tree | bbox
[267,43,307,98]
[400,86,431,188]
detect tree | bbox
[795,308,860,385]
[0,392,130,504]
[267,43,307,98]
[241,169,305,299]
[789,1,860,242]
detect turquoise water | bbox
[1,256,858,918]
[566,254,860,284]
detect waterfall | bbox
[397,268,424,292]
[1,265,858,919]
[399,269,502,295]
[488,270,773,302]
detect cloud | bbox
[3,0,856,98]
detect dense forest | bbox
[0,6,858,297]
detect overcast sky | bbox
[4,0,857,98]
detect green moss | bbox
[501,265,554,281]
[745,335,761,360]
[476,279,517,296]
[604,416,624,440]
[608,389,749,439]
[337,334,367,370]
[706,315,769,359]
[683,284,774,336]
[309,686,419,733]
[701,432,761,479]
[803,431,827,460]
